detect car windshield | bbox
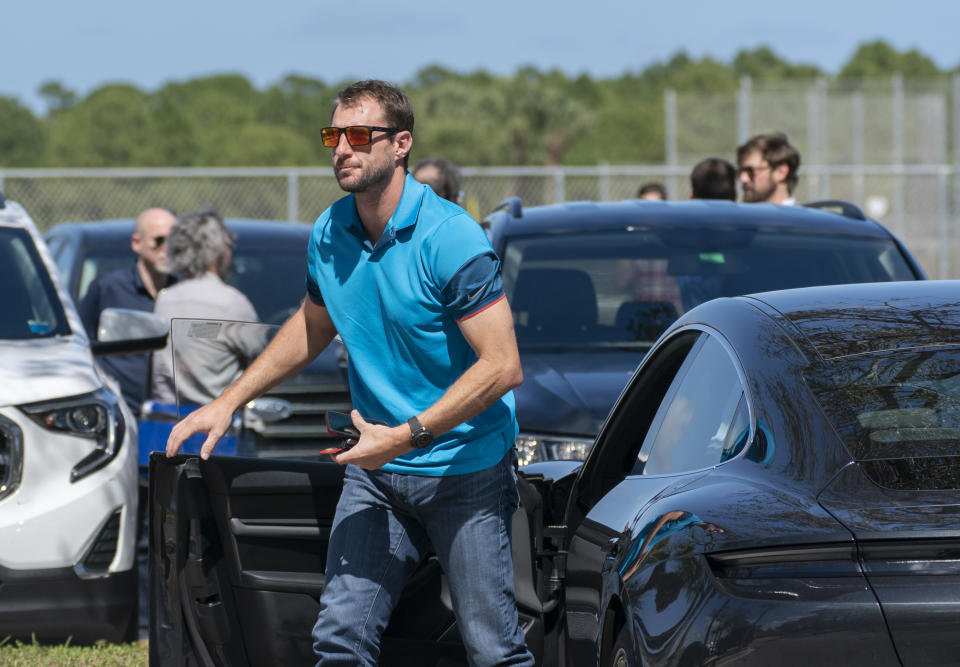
[501,229,916,349]
[0,228,71,340]
[807,348,960,489]
[77,233,308,325]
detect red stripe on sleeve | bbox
[455,293,506,322]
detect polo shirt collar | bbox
[338,173,428,249]
[128,261,148,294]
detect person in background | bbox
[78,207,177,418]
[736,132,801,204]
[637,182,667,200]
[411,157,462,204]
[690,158,737,200]
[163,79,534,666]
[150,209,260,406]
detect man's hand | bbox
[166,398,236,460]
[332,410,411,470]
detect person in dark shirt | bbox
[78,207,177,418]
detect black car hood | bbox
[514,349,643,436]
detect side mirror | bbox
[91,308,169,355]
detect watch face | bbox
[413,430,433,448]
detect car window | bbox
[807,347,960,490]
[501,229,916,351]
[228,249,308,324]
[0,228,70,339]
[71,235,308,324]
[639,334,747,475]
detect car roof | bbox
[487,199,893,240]
[745,280,960,360]
[46,218,312,241]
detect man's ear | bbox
[394,130,413,164]
[130,233,142,254]
[772,162,790,185]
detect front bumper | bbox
[0,406,138,572]
[0,563,136,643]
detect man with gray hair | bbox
[150,209,260,406]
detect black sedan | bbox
[150,280,960,666]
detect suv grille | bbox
[0,415,23,501]
[249,382,352,459]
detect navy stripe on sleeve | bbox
[441,253,505,321]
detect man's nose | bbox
[333,131,353,158]
[738,170,751,185]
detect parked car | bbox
[150,279,960,665]
[484,197,926,463]
[44,219,352,460]
[0,196,167,643]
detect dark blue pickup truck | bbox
[484,198,925,463]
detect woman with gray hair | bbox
[150,209,262,406]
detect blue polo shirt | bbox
[305,174,517,476]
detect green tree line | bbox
[0,40,954,169]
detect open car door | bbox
[149,319,557,666]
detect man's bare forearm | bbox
[417,354,521,437]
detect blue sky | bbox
[5,0,957,112]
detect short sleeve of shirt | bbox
[425,214,504,320]
[440,253,505,321]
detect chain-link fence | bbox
[3,75,960,278]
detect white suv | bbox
[0,196,165,643]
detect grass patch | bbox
[0,637,147,666]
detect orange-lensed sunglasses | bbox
[320,125,400,148]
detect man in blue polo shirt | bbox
[165,80,534,666]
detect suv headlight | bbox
[20,388,125,482]
[515,433,593,465]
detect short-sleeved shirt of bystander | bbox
[306,174,516,477]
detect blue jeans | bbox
[312,450,534,667]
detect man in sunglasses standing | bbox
[736,132,801,205]
[78,206,177,418]
[164,80,535,667]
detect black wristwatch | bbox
[407,416,434,449]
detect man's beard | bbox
[335,160,394,193]
[742,180,777,203]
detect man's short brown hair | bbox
[736,132,801,193]
[334,80,414,168]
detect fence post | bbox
[287,170,299,222]
[737,76,751,145]
[939,166,950,279]
[598,161,610,201]
[953,74,960,276]
[806,78,829,199]
[553,168,565,203]
[665,88,677,198]
[852,91,865,206]
[892,74,905,235]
